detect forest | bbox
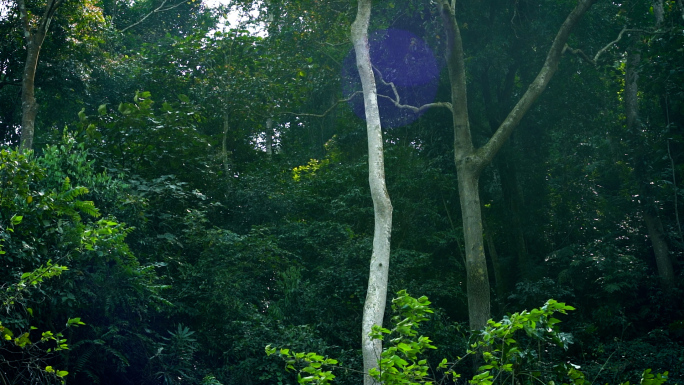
[1,0,683,384]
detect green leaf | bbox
[10,215,22,225]
[67,318,86,327]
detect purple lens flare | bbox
[342,29,439,128]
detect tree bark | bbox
[19,39,40,152]
[480,69,529,280]
[265,118,273,156]
[483,218,505,301]
[222,114,231,175]
[437,0,595,331]
[351,1,393,384]
[643,210,675,288]
[652,0,664,27]
[625,47,676,290]
[17,0,65,152]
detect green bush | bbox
[267,291,669,385]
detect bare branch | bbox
[588,26,628,64]
[563,45,595,64]
[376,94,453,114]
[565,27,670,65]
[372,65,401,104]
[372,65,453,114]
[280,91,362,118]
[120,0,188,32]
[286,64,452,120]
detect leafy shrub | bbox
[267,291,669,385]
[0,139,167,384]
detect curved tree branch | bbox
[477,0,597,169]
[373,65,453,113]
[564,27,669,66]
[280,91,363,118]
[120,0,188,32]
[376,94,453,114]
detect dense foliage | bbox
[1,0,683,384]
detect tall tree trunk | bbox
[222,114,231,176]
[480,68,529,280]
[17,0,64,152]
[625,42,675,290]
[351,1,393,384]
[643,210,676,287]
[652,0,665,26]
[498,151,529,275]
[437,0,595,331]
[19,39,41,152]
[483,218,505,301]
[265,118,273,157]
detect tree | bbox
[16,0,66,151]
[430,0,595,331]
[351,1,393,384]
[346,0,597,330]
[622,0,676,290]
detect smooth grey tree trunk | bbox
[351,1,393,384]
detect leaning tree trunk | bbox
[17,0,64,152]
[437,0,596,331]
[351,1,393,384]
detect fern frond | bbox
[101,344,130,368]
[74,201,100,218]
[73,345,96,373]
[59,186,90,201]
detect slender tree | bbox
[624,0,676,290]
[351,1,393,384]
